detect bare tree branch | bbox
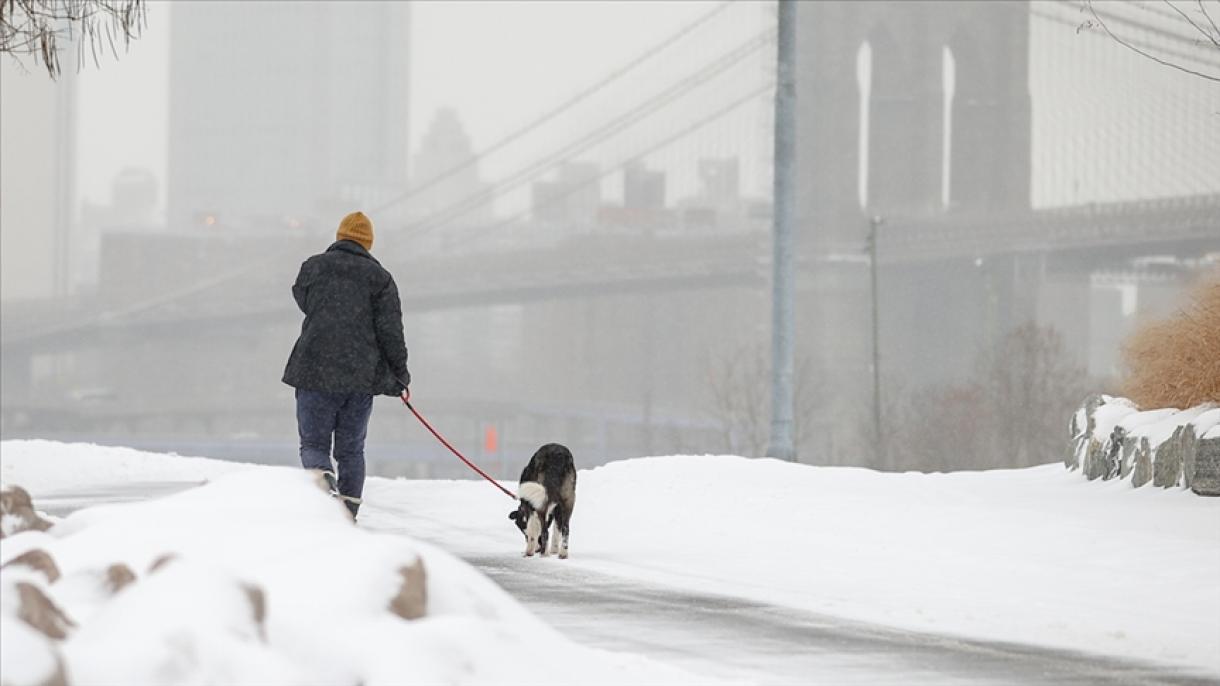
[1083,0,1220,82]
[1164,0,1220,49]
[1,0,146,79]
[1201,0,1220,40]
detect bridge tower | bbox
[793,1,1033,464]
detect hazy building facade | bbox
[0,61,77,302]
[532,162,601,227]
[168,2,411,231]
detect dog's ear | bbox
[508,510,520,521]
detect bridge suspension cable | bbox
[370,0,736,217]
[1031,1,1220,205]
[447,83,774,239]
[399,27,774,236]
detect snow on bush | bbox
[0,446,707,686]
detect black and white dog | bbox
[508,443,576,559]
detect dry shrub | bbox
[1121,272,1220,410]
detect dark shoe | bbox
[334,493,361,520]
[320,470,338,496]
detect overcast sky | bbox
[72,1,715,213]
[66,0,1220,216]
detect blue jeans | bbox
[295,389,374,511]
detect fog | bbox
[2,0,1218,478]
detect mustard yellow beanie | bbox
[337,211,374,251]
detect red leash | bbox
[403,398,518,500]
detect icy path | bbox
[366,496,1216,686]
[460,554,1215,686]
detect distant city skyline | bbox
[24,0,1220,226]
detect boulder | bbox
[1067,394,1107,470]
[0,487,52,539]
[388,559,427,621]
[1192,437,1220,496]
[1,550,61,584]
[1153,426,1186,488]
[1092,440,1106,479]
[105,563,137,593]
[1132,437,1153,488]
[1182,426,1201,489]
[242,583,268,642]
[1101,426,1125,480]
[15,582,74,640]
[148,553,178,574]
[1119,439,1139,479]
[1067,436,1087,471]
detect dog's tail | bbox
[518,481,547,510]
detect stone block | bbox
[1102,427,1125,480]
[388,559,427,621]
[1192,437,1220,496]
[1067,395,1107,470]
[15,582,75,640]
[1132,438,1153,488]
[1153,426,1186,488]
[1,549,60,583]
[1119,439,1139,479]
[1182,427,1201,489]
[0,486,52,539]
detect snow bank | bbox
[1068,394,1220,493]
[0,442,712,686]
[0,439,248,494]
[368,455,1220,676]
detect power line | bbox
[371,0,736,217]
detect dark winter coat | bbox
[282,240,410,396]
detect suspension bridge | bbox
[3,0,1217,469]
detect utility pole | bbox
[868,215,884,467]
[766,0,797,462]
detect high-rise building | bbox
[410,108,492,225]
[168,2,410,231]
[531,162,600,226]
[624,161,666,211]
[0,60,76,301]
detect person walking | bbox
[283,211,410,519]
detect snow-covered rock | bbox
[1,486,52,540]
[1067,396,1220,494]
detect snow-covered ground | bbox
[0,441,711,686]
[3,439,1219,682]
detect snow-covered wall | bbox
[1067,394,1220,495]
